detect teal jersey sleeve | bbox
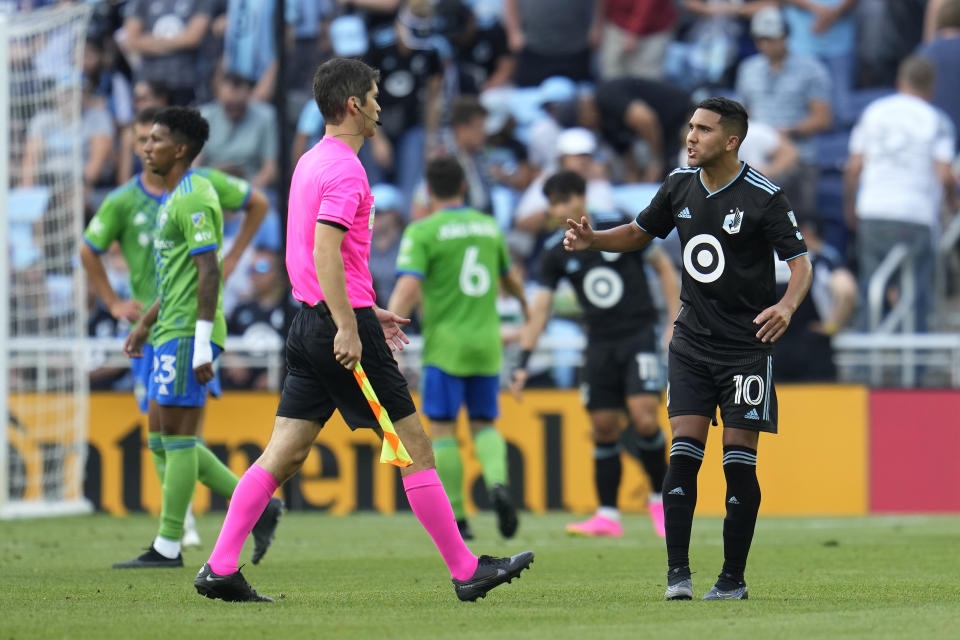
[195,167,252,211]
[174,198,220,256]
[83,190,124,252]
[395,223,428,278]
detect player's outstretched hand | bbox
[375,307,411,352]
[754,302,794,343]
[334,327,362,370]
[509,368,528,402]
[122,323,150,358]
[563,216,594,252]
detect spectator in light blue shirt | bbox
[223,0,278,101]
[735,7,832,218]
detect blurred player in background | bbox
[511,170,679,539]
[194,58,533,603]
[111,107,281,568]
[563,97,812,600]
[82,106,279,554]
[389,155,528,541]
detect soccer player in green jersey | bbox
[112,107,280,568]
[389,156,528,539]
[82,107,279,557]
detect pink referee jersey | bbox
[286,136,376,308]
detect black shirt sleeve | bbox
[761,191,808,260]
[534,244,564,290]
[634,179,675,239]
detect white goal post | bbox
[1,4,93,518]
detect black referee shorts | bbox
[581,329,664,411]
[276,303,417,429]
[666,345,778,434]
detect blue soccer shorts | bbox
[148,337,223,407]
[421,365,499,422]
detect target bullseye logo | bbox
[583,266,624,308]
[682,233,725,283]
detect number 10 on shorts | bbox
[732,374,764,406]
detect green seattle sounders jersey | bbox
[396,207,509,376]
[82,169,251,306]
[152,171,227,348]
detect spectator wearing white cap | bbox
[513,127,617,234]
[735,6,832,218]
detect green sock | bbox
[158,435,198,540]
[473,426,508,488]
[432,436,465,520]
[148,433,165,481]
[197,443,239,498]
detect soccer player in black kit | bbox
[512,170,680,540]
[564,97,812,601]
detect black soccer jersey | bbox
[536,213,659,342]
[635,163,807,352]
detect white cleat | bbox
[182,504,202,548]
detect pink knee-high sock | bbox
[403,468,478,581]
[207,464,278,575]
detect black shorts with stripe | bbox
[666,336,778,434]
[276,304,416,429]
[581,328,664,410]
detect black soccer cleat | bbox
[452,551,534,602]
[664,566,693,600]
[251,497,284,565]
[703,573,748,600]
[456,518,475,541]
[112,546,183,569]
[194,562,274,603]
[489,484,518,539]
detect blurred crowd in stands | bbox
[6,0,959,389]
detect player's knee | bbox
[630,411,660,436]
[591,422,620,443]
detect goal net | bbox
[1,4,93,518]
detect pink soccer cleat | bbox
[565,514,623,538]
[648,497,666,538]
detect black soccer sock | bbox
[662,437,705,571]
[635,430,668,494]
[720,446,761,585]
[594,443,622,509]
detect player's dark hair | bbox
[696,96,749,148]
[937,0,960,29]
[898,55,935,94]
[313,58,381,125]
[425,155,466,199]
[450,95,487,127]
[153,106,209,163]
[134,107,162,125]
[543,170,586,201]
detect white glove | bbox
[193,320,214,370]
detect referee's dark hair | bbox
[543,170,586,201]
[425,155,466,200]
[696,96,749,148]
[313,58,381,125]
[153,106,209,162]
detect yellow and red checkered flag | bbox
[353,362,412,467]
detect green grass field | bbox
[2,511,959,639]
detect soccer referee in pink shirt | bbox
[194,58,534,603]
